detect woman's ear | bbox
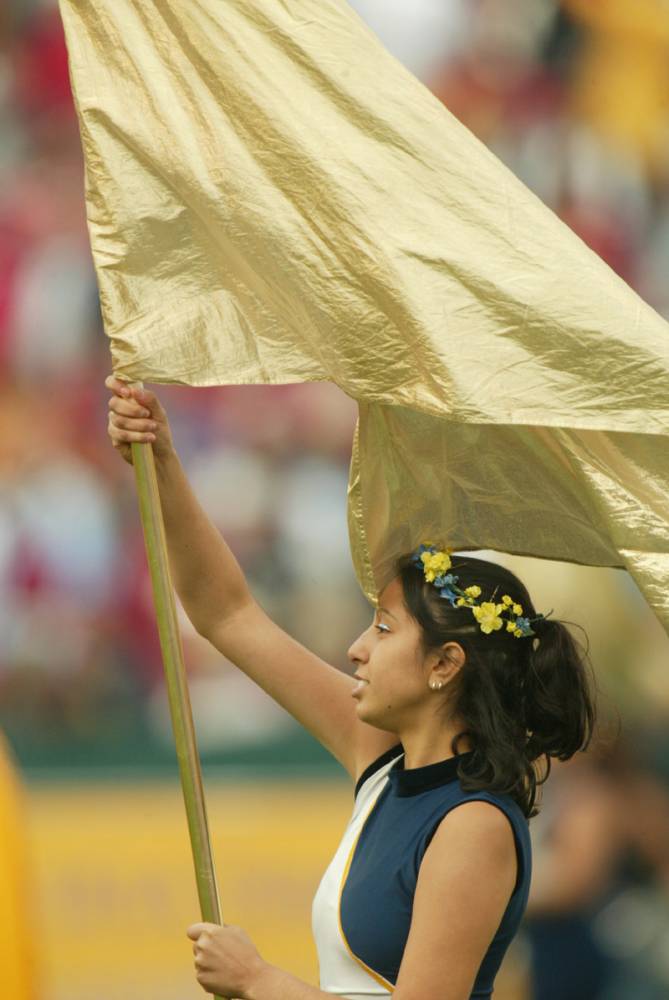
[428,641,466,688]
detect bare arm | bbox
[154,448,253,633]
[106,376,252,631]
[205,601,397,774]
[106,377,397,778]
[394,801,518,999]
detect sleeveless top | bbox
[312,746,532,999]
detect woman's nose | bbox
[347,630,370,665]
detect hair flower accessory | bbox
[472,602,505,634]
[435,573,460,606]
[420,550,452,582]
[411,543,549,638]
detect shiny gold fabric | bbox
[59,0,669,630]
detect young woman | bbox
[106,375,596,1000]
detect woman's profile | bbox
[106,374,596,1000]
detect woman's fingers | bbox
[105,374,173,465]
[187,922,216,940]
[134,386,157,406]
[108,399,157,432]
[108,405,156,430]
[108,416,155,444]
[104,374,131,397]
[110,429,156,446]
[112,416,157,433]
[105,375,157,407]
[106,382,164,419]
[108,395,151,418]
[105,371,161,403]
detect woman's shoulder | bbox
[425,800,520,883]
[448,787,532,859]
[438,796,523,842]
[438,789,533,895]
[457,784,530,819]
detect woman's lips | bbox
[352,679,369,698]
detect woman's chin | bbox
[355,700,375,724]
[355,701,394,731]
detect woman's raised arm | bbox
[106,376,397,777]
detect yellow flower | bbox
[421,550,452,582]
[456,597,466,607]
[472,602,504,634]
[464,585,482,599]
[514,628,523,638]
[501,595,513,607]
[506,620,516,633]
[513,603,523,616]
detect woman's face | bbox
[347,576,433,731]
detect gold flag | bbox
[58,0,669,629]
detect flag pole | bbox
[130,384,226,1000]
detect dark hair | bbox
[398,552,596,818]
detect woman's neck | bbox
[399,716,472,770]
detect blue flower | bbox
[434,572,457,588]
[438,585,460,607]
[514,617,534,637]
[411,542,438,568]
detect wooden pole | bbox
[130,407,225,1000]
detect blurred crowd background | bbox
[1,1,669,998]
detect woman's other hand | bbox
[105,374,175,465]
[187,922,267,999]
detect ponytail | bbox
[524,618,595,762]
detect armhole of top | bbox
[354,743,403,799]
[425,797,526,896]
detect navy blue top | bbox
[341,745,532,997]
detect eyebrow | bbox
[377,606,399,622]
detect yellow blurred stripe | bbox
[0,734,37,1000]
[26,779,351,1000]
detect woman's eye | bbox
[375,623,391,634]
